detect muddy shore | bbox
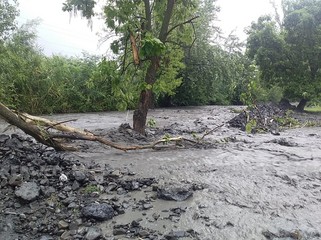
[1,106,321,240]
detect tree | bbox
[0,0,19,42]
[63,0,199,134]
[282,0,321,110]
[0,18,45,111]
[164,0,253,107]
[246,0,321,110]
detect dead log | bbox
[18,112,93,136]
[0,103,70,151]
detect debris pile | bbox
[228,102,299,134]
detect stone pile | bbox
[0,134,198,240]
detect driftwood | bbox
[0,102,223,152]
[0,103,70,150]
[18,112,94,136]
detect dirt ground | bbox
[1,105,321,240]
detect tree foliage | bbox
[162,0,255,107]
[63,0,200,133]
[0,0,19,42]
[0,2,119,114]
[246,0,321,108]
[5,0,314,120]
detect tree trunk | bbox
[133,89,152,134]
[296,98,308,112]
[132,0,175,134]
[133,57,159,134]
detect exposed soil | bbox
[1,105,321,240]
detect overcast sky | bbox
[17,0,282,57]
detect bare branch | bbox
[143,0,152,31]
[159,0,175,42]
[121,34,130,73]
[200,124,224,140]
[166,16,199,38]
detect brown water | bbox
[1,106,321,239]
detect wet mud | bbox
[1,106,321,239]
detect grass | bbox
[305,106,321,113]
[81,184,101,194]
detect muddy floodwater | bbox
[1,106,321,240]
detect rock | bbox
[138,230,150,237]
[109,170,121,178]
[85,227,102,240]
[20,166,30,181]
[73,170,87,182]
[44,153,61,165]
[152,212,160,220]
[157,186,193,201]
[132,181,140,190]
[59,174,68,182]
[113,228,127,235]
[82,203,114,220]
[67,202,78,209]
[41,186,56,197]
[72,180,80,190]
[143,203,153,210]
[39,236,54,240]
[60,230,71,240]
[165,230,188,239]
[8,174,23,186]
[106,182,118,191]
[0,134,10,143]
[117,187,126,195]
[58,220,69,229]
[15,182,40,201]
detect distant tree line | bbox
[0,0,320,118]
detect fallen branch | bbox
[0,103,68,151]
[47,134,202,151]
[17,112,94,136]
[200,124,224,140]
[0,102,222,152]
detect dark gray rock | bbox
[73,170,87,182]
[20,166,30,181]
[138,230,149,237]
[15,182,40,201]
[82,203,114,221]
[44,153,61,165]
[8,174,23,186]
[72,180,80,190]
[41,186,56,197]
[39,236,55,240]
[113,228,127,235]
[165,230,188,239]
[85,227,102,240]
[0,134,10,143]
[157,186,193,201]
